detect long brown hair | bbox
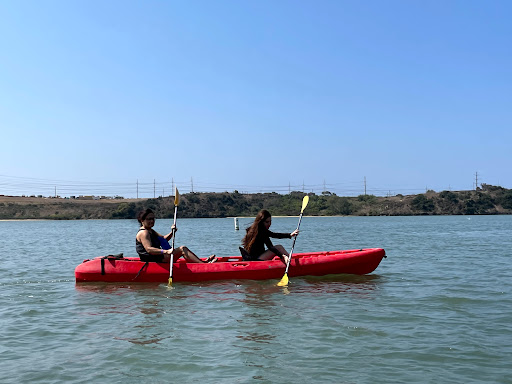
[242,209,271,253]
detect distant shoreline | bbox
[1,186,511,220]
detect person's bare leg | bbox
[162,247,181,263]
[258,246,289,264]
[273,245,290,264]
[174,246,216,263]
[274,245,289,257]
[257,250,277,260]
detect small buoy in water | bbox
[234,217,239,230]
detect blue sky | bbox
[1,1,510,198]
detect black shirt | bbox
[247,228,291,260]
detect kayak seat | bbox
[239,247,251,261]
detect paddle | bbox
[277,195,309,287]
[168,188,179,286]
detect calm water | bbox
[1,216,511,383]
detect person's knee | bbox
[276,245,288,255]
[172,246,185,255]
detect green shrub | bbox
[500,191,512,210]
[411,194,435,212]
[111,202,136,219]
[357,194,376,203]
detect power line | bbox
[0,174,505,198]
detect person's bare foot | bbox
[205,255,218,263]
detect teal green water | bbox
[1,216,511,383]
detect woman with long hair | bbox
[135,208,217,263]
[241,209,298,263]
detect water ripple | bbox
[1,217,512,383]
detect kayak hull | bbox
[75,248,386,283]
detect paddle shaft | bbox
[171,205,178,250]
[283,211,304,275]
[169,204,178,280]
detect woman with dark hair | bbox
[136,208,217,263]
[241,209,299,263]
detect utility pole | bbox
[302,181,305,193]
[323,179,326,192]
[171,178,174,195]
[288,182,291,194]
[364,176,367,195]
[475,172,479,190]
[55,186,57,198]
[191,177,194,193]
[136,180,139,199]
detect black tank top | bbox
[135,228,164,262]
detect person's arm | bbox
[163,224,177,241]
[264,235,275,250]
[268,230,297,239]
[264,236,284,257]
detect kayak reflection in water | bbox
[241,209,298,264]
[135,208,217,263]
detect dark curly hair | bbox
[137,208,154,224]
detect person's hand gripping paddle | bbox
[277,195,309,287]
[168,188,179,286]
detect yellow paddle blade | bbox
[277,273,289,287]
[168,277,173,286]
[174,188,180,206]
[301,195,309,213]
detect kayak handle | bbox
[231,263,249,268]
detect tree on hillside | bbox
[411,194,435,212]
[500,190,512,210]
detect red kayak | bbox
[75,248,386,283]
